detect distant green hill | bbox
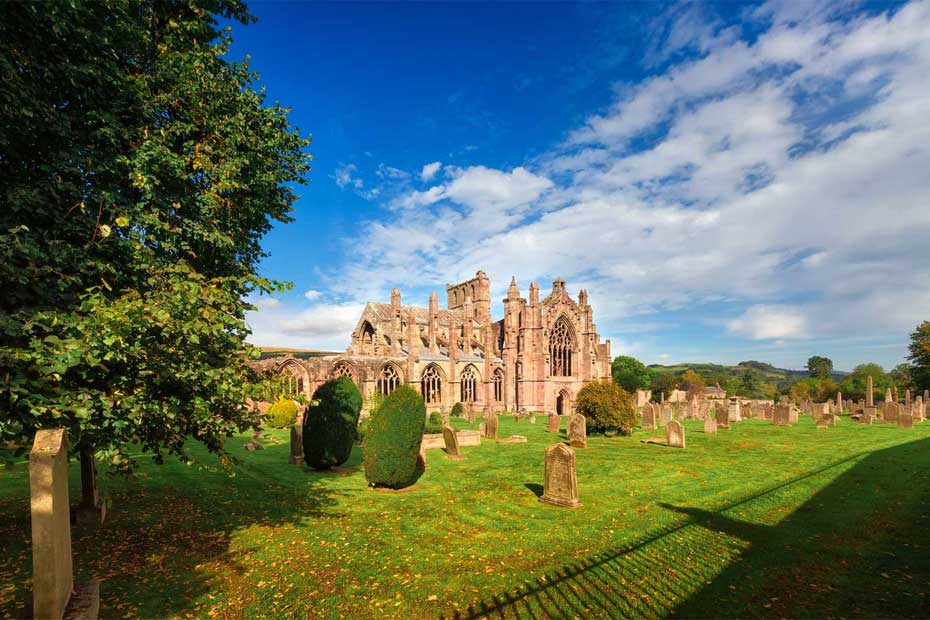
[648,360,847,390]
[253,346,341,361]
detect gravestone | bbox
[859,413,874,425]
[289,423,304,465]
[30,429,100,620]
[885,387,893,404]
[837,392,843,413]
[866,375,874,407]
[788,407,799,423]
[658,405,672,427]
[567,414,587,448]
[540,444,581,508]
[666,419,685,448]
[547,413,560,433]
[641,406,657,430]
[883,401,900,423]
[925,389,930,405]
[704,416,717,434]
[496,435,528,445]
[715,405,729,428]
[483,414,499,439]
[905,389,912,408]
[897,411,913,428]
[773,405,791,426]
[529,415,536,424]
[727,400,741,422]
[823,414,837,427]
[442,425,462,459]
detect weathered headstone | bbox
[567,414,587,448]
[540,443,580,508]
[658,405,672,427]
[823,414,837,427]
[496,435,528,445]
[483,414,499,439]
[897,410,913,428]
[883,401,900,423]
[859,413,874,425]
[666,419,685,448]
[641,405,657,430]
[704,416,717,434]
[836,392,843,413]
[547,413,560,433]
[885,387,893,404]
[773,405,791,426]
[905,389,911,408]
[30,429,100,620]
[289,424,304,465]
[727,400,741,422]
[715,405,729,428]
[529,415,536,424]
[866,375,874,407]
[442,425,462,459]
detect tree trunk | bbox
[79,446,99,509]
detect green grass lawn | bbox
[2,415,929,619]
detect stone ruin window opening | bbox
[377,364,400,396]
[549,316,575,377]
[330,361,355,382]
[493,368,504,402]
[422,365,442,405]
[461,365,479,403]
[360,321,375,353]
[279,364,302,398]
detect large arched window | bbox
[278,362,305,398]
[422,365,442,405]
[461,365,479,403]
[549,316,575,377]
[360,321,376,353]
[377,364,400,396]
[493,368,504,402]
[330,361,355,381]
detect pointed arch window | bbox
[422,365,442,405]
[377,364,400,396]
[493,368,504,402]
[461,365,479,403]
[330,361,355,381]
[549,317,575,377]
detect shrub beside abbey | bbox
[424,411,443,434]
[302,378,362,469]
[267,399,298,429]
[363,385,426,488]
[575,381,637,435]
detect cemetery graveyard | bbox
[2,410,930,619]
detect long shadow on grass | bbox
[441,438,930,620]
[0,433,356,619]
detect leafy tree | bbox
[649,372,678,399]
[740,369,759,394]
[889,363,913,390]
[0,0,310,505]
[807,356,834,380]
[303,378,362,470]
[611,355,653,392]
[909,322,930,391]
[575,381,637,435]
[787,378,839,402]
[677,369,705,398]
[268,399,299,429]
[838,363,891,400]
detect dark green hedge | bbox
[302,377,362,469]
[362,384,425,488]
[424,411,443,434]
[451,402,464,417]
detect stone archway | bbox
[556,389,572,415]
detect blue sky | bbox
[235,0,930,372]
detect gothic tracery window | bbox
[279,363,303,398]
[330,361,355,381]
[549,316,575,377]
[493,368,504,402]
[377,364,400,396]
[422,365,442,405]
[461,365,479,403]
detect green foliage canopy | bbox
[909,322,930,391]
[267,399,299,429]
[575,381,637,435]
[0,0,311,471]
[807,356,834,380]
[611,355,653,392]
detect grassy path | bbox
[1,415,928,619]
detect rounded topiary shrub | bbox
[302,377,363,469]
[267,399,299,429]
[451,402,464,417]
[363,384,426,489]
[575,381,637,435]
[424,411,443,434]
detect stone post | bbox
[866,375,873,407]
[905,389,911,408]
[836,391,843,414]
[30,429,73,620]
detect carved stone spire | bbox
[508,276,520,300]
[406,310,419,357]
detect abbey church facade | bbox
[256,271,612,415]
